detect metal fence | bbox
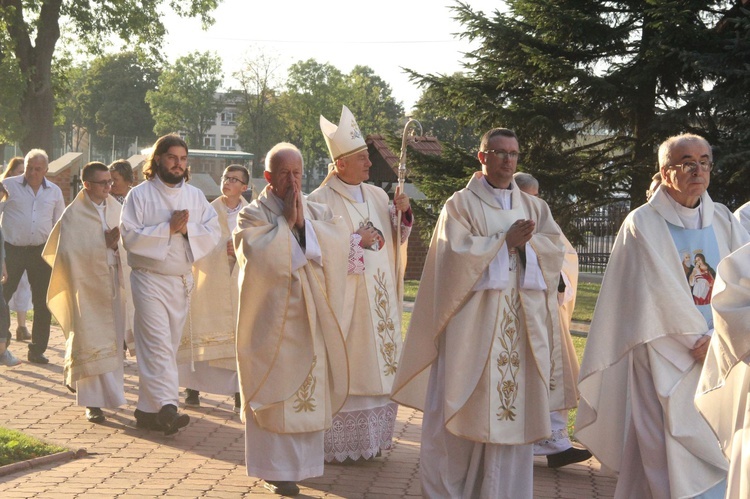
[573,203,630,273]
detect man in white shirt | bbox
[0,149,65,364]
[120,134,220,436]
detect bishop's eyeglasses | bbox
[666,161,713,174]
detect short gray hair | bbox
[657,134,711,169]
[513,172,538,191]
[24,149,49,168]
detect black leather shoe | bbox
[134,409,163,431]
[157,404,190,436]
[184,388,200,407]
[15,326,31,341]
[547,447,593,468]
[263,480,299,496]
[27,351,49,364]
[86,407,105,423]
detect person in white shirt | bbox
[0,149,65,364]
[0,157,32,342]
[120,134,221,436]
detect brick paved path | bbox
[0,325,616,498]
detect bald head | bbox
[263,142,304,198]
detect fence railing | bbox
[573,203,629,273]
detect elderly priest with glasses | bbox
[576,133,750,498]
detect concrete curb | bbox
[0,448,87,477]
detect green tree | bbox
[0,0,219,154]
[233,51,283,177]
[346,65,403,137]
[408,0,735,228]
[687,3,750,209]
[54,60,88,153]
[146,50,224,148]
[278,59,348,191]
[79,51,159,155]
[0,46,25,152]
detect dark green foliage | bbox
[406,0,749,238]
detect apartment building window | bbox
[203,135,216,149]
[220,111,237,126]
[220,135,236,151]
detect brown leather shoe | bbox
[16,326,31,341]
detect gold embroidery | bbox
[294,356,318,412]
[374,269,398,376]
[496,289,521,421]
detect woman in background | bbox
[108,159,134,204]
[0,157,31,341]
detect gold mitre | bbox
[320,105,367,161]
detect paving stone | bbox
[0,323,617,498]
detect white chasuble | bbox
[43,191,126,389]
[447,204,550,444]
[696,242,750,499]
[235,188,349,435]
[547,234,580,411]
[342,198,400,385]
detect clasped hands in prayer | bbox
[282,183,305,230]
[170,209,189,235]
[104,226,120,249]
[505,219,535,252]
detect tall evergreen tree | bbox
[408,0,737,230]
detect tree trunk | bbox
[19,72,55,154]
[3,0,63,156]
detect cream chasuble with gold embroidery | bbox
[392,172,565,444]
[308,175,405,396]
[234,187,349,434]
[43,190,126,387]
[177,196,247,368]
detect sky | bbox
[160,0,506,112]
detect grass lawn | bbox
[572,281,600,322]
[403,280,419,302]
[0,427,67,467]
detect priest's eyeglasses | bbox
[666,161,713,173]
[482,150,520,161]
[222,176,247,185]
[88,179,115,186]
